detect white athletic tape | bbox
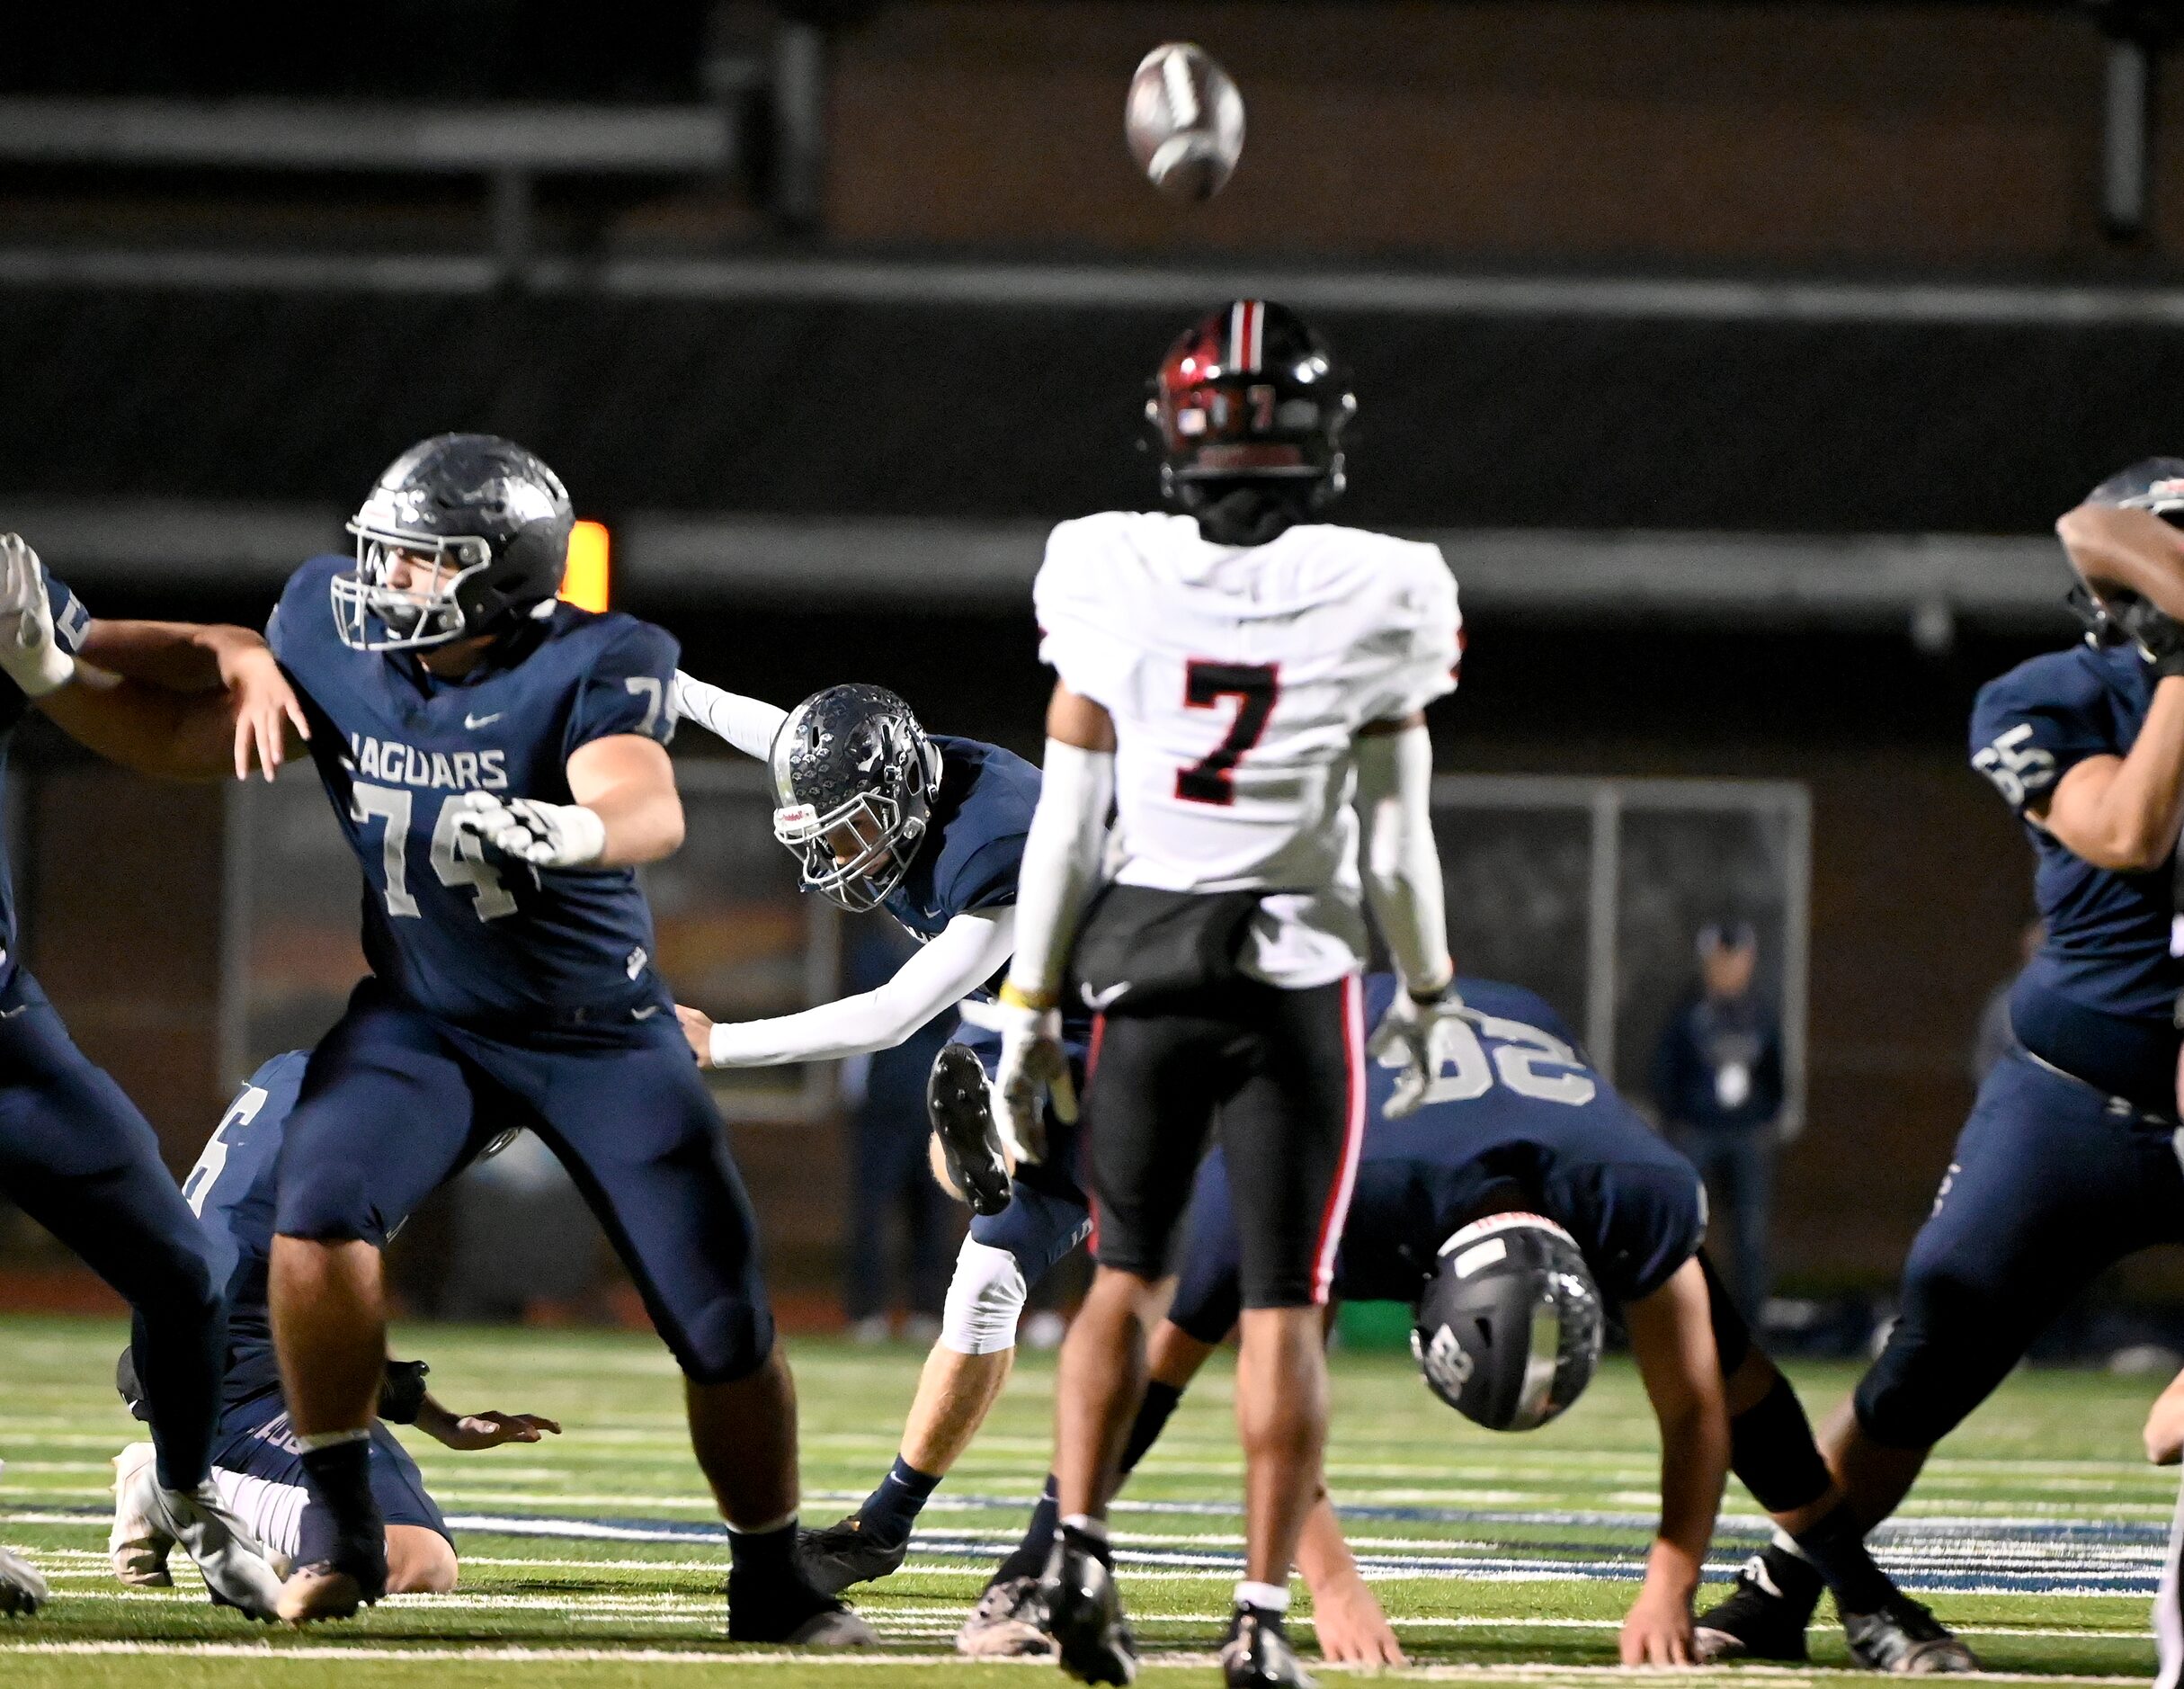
[940,1236,1028,1356]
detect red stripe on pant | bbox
[1309,974,1367,1303]
[1084,1012,1108,1257]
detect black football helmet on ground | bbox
[335,433,575,652]
[1410,1211,1604,1431]
[1148,299,1355,517]
[769,684,944,913]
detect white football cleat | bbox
[957,1575,1059,1659]
[0,1544,49,1616]
[119,1461,282,1620]
[109,1442,174,1586]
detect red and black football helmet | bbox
[1148,299,1355,513]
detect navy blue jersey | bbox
[177,1051,309,1407]
[882,736,1041,941]
[1971,642,2182,1102]
[880,734,1095,1042]
[0,576,89,991]
[1168,974,1706,1343]
[268,556,677,1032]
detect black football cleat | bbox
[1039,1530,1137,1685]
[928,1042,1013,1217]
[797,1515,908,1595]
[1219,1604,1317,1688]
[727,1560,878,1647]
[1693,1556,1814,1664]
[1842,1595,1980,1675]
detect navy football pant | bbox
[275,979,775,1384]
[0,970,223,1488]
[1856,1050,2184,1448]
[209,1395,448,1559]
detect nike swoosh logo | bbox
[0,1005,29,1020]
[1083,982,1131,1010]
[630,1005,660,1021]
[464,711,503,730]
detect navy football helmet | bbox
[1148,299,1355,514]
[2069,456,2184,656]
[769,684,943,914]
[1411,1212,1604,1432]
[335,433,575,652]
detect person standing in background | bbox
[1652,922,1785,1326]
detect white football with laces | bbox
[1125,42,1244,201]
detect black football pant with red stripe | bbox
[1080,974,1364,1309]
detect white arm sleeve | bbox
[1356,722,1455,996]
[671,672,789,762]
[1004,739,1113,1003]
[709,908,1017,1067]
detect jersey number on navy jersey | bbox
[352,782,517,922]
[1176,660,1279,806]
[181,1082,275,1216]
[1421,1012,1597,1110]
[1973,723,2058,810]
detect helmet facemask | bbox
[333,522,495,652]
[769,702,941,914]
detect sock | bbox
[1789,1504,1896,1614]
[1235,1579,1290,1614]
[856,1456,940,1547]
[994,1475,1061,1584]
[1118,1381,1184,1477]
[727,1515,799,1580]
[295,1439,380,1568]
[1059,1514,1112,1568]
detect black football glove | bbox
[378,1357,431,1425]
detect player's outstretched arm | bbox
[1620,1256,1732,1667]
[0,534,306,781]
[413,1392,563,1452]
[682,907,1015,1068]
[671,672,788,761]
[565,735,685,865]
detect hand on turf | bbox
[0,534,75,698]
[449,791,608,869]
[1367,983,1466,1118]
[429,1409,563,1452]
[676,1004,717,1067]
[1618,1580,1695,1667]
[1309,1573,1406,1666]
[994,997,1074,1165]
[219,642,309,782]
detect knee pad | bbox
[941,1238,1029,1356]
[1729,1372,1833,1515]
[1852,1317,1976,1451]
[673,1303,777,1387]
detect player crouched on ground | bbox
[671,675,1096,1590]
[109,1052,560,1595]
[965,975,1973,1673]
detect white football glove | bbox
[449,791,608,870]
[1367,984,1468,1119]
[0,534,76,698]
[993,991,1076,1165]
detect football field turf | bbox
[0,1313,2170,1685]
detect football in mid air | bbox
[1125,43,1245,201]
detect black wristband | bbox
[377,1357,431,1425]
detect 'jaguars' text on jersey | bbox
[268,556,678,1030]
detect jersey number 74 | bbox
[352,782,517,922]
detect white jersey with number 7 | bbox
[1033,508,1461,989]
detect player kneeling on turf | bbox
[109,1051,559,1595]
[670,675,1097,1590]
[960,974,1971,1672]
